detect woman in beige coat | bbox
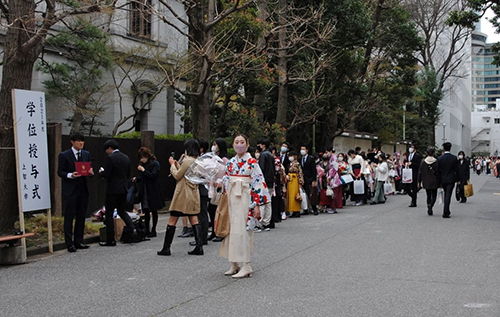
[157,139,203,256]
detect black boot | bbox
[157,225,176,256]
[188,224,204,255]
[190,221,209,246]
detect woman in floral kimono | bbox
[327,153,343,213]
[220,134,270,278]
[286,151,304,218]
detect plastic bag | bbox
[384,182,393,195]
[353,180,365,195]
[300,188,308,210]
[184,153,226,186]
[438,188,444,205]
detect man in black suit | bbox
[99,139,135,246]
[280,142,290,175]
[406,143,421,207]
[300,144,318,215]
[58,132,94,252]
[438,142,460,218]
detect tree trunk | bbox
[276,0,288,125]
[0,0,44,232]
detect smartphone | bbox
[170,151,175,159]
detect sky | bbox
[481,9,500,43]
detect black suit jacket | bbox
[408,152,421,181]
[301,155,317,185]
[438,153,459,184]
[100,150,131,195]
[57,148,92,197]
[280,154,290,174]
[258,149,275,188]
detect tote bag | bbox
[402,168,413,184]
[464,182,474,197]
[214,193,230,238]
[353,179,365,195]
[300,188,308,210]
[384,182,393,195]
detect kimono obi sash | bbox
[229,175,251,197]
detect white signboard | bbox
[12,89,51,212]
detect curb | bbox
[27,235,101,257]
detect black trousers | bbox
[407,181,418,205]
[458,180,467,202]
[442,183,455,216]
[271,194,283,225]
[198,194,209,241]
[105,193,134,243]
[208,203,217,233]
[63,186,89,247]
[425,188,437,209]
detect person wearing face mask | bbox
[280,142,290,174]
[207,138,229,242]
[255,138,275,231]
[286,151,304,218]
[300,145,318,215]
[370,153,388,205]
[405,144,421,208]
[336,153,351,206]
[220,134,270,278]
[457,150,470,203]
[134,147,165,237]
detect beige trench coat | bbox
[169,155,200,215]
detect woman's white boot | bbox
[232,262,253,278]
[224,262,240,276]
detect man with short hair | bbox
[280,142,290,174]
[300,144,318,215]
[257,138,275,231]
[406,143,421,207]
[57,132,94,252]
[437,142,460,218]
[99,139,135,246]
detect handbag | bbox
[402,168,412,184]
[295,192,303,202]
[341,174,354,184]
[455,186,461,201]
[353,179,365,195]
[326,186,334,197]
[214,193,230,238]
[210,189,222,205]
[464,181,474,197]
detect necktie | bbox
[302,156,306,166]
[77,152,82,162]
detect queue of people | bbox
[58,132,475,278]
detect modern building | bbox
[471,26,500,155]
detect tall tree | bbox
[0,1,102,233]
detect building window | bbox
[495,118,500,124]
[130,0,152,38]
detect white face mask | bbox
[408,148,414,154]
[289,157,295,162]
[211,145,217,153]
[300,150,307,156]
[338,157,343,162]
[458,155,464,160]
[281,146,288,153]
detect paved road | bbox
[1,173,500,317]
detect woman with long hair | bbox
[157,139,204,256]
[207,138,228,242]
[135,147,165,237]
[220,134,270,278]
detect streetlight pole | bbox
[402,104,406,141]
[442,122,446,143]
